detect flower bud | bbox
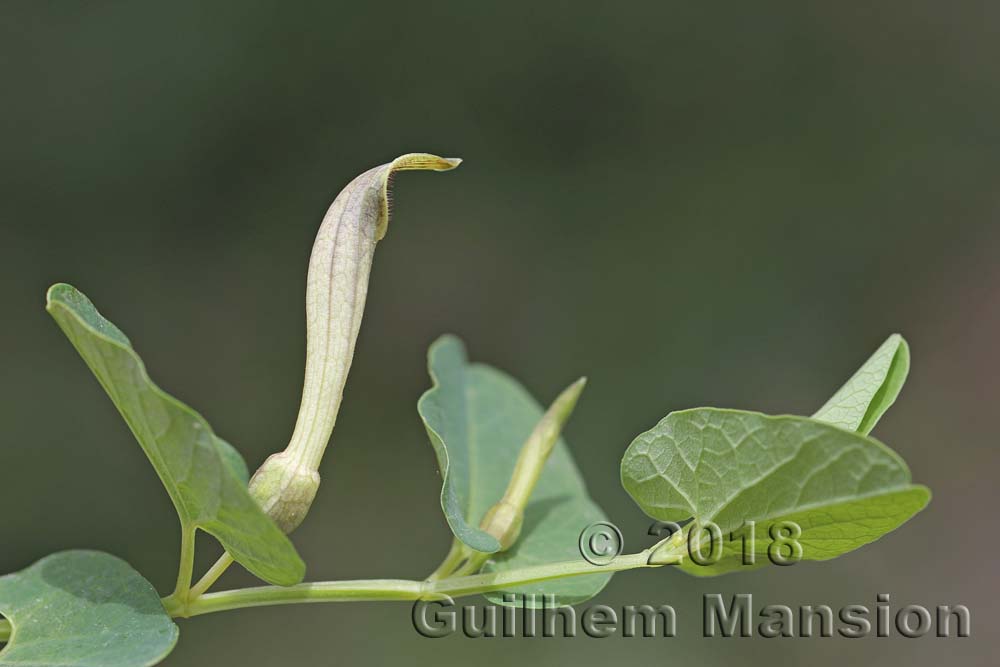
[480,377,586,550]
[479,501,524,551]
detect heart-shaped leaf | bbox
[813,334,910,434]
[419,335,611,605]
[0,551,178,667]
[46,284,304,586]
[621,408,929,576]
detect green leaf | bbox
[215,436,250,485]
[46,284,304,586]
[813,334,910,434]
[621,408,929,576]
[0,551,178,667]
[419,335,611,605]
[676,486,930,576]
[418,336,500,553]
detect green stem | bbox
[449,550,490,578]
[429,550,656,598]
[426,540,468,581]
[172,546,678,618]
[170,525,196,600]
[0,618,10,643]
[171,579,426,617]
[190,553,234,598]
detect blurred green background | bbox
[2,2,997,665]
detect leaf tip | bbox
[428,333,469,366]
[44,282,73,311]
[883,333,910,363]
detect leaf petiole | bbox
[171,525,196,601]
[426,540,469,581]
[190,553,235,598]
[447,550,491,578]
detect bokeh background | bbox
[2,2,997,665]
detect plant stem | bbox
[428,550,656,599]
[0,618,10,643]
[172,579,426,617]
[449,550,490,578]
[426,540,468,581]
[170,525,196,600]
[172,545,680,618]
[190,553,234,598]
